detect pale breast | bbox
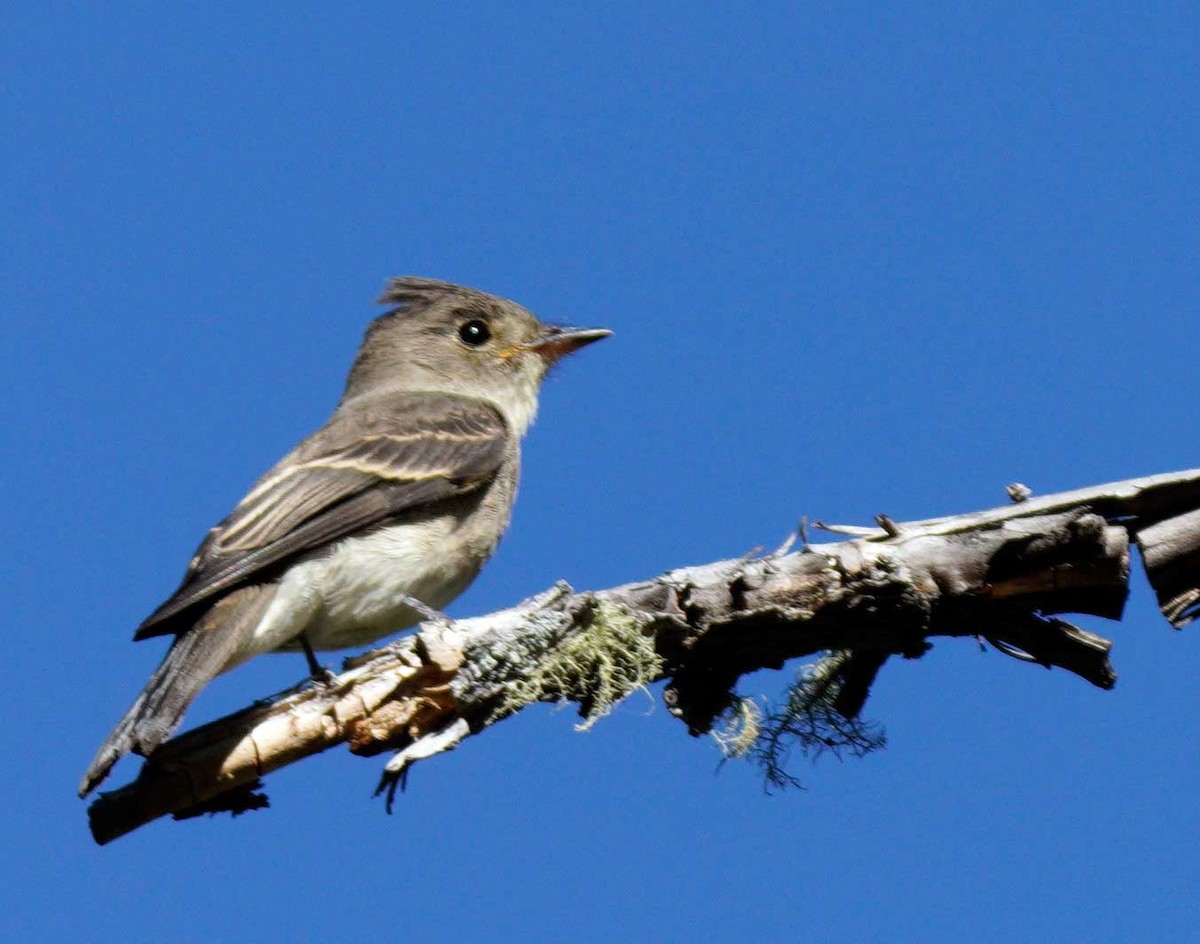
[306,514,479,648]
[245,458,518,656]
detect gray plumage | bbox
[80,277,609,797]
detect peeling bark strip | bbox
[87,468,1200,844]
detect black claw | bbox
[375,766,410,814]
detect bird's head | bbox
[342,277,610,435]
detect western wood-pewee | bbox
[80,277,609,797]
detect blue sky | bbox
[5,3,1200,941]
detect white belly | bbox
[241,514,491,660]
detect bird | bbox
[79,276,610,797]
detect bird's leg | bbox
[299,633,336,685]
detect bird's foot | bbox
[299,634,337,686]
[401,594,455,631]
[375,716,472,813]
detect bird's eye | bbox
[458,319,491,346]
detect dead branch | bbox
[86,468,1200,844]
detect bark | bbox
[86,468,1200,845]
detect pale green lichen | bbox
[711,695,763,759]
[495,600,664,730]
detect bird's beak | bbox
[525,325,613,362]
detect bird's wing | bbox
[134,393,510,639]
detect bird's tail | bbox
[78,587,272,798]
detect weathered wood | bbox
[1137,509,1200,628]
[86,468,1200,844]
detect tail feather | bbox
[79,585,273,798]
